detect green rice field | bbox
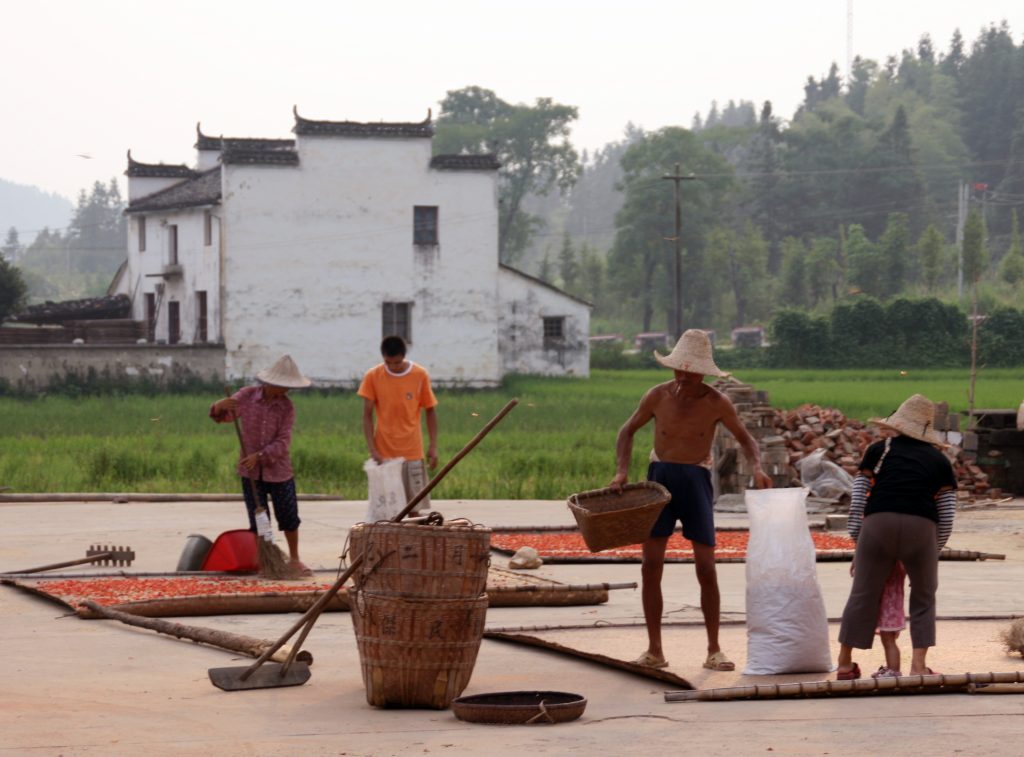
[0,368,1020,497]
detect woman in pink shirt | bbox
[210,355,312,575]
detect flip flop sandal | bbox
[703,651,736,671]
[837,662,861,680]
[631,651,669,669]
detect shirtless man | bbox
[610,329,772,671]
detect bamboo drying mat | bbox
[2,566,610,618]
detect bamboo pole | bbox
[664,671,1024,703]
[80,600,314,664]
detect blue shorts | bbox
[241,477,301,532]
[647,462,715,546]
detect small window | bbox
[203,210,213,246]
[168,301,181,345]
[145,293,156,341]
[413,206,438,245]
[139,216,147,252]
[543,316,565,340]
[382,302,412,343]
[168,224,179,264]
[196,290,208,342]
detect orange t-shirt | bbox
[357,361,438,460]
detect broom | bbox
[223,387,297,580]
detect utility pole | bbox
[662,163,698,339]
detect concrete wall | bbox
[0,345,225,391]
[220,135,502,387]
[497,267,590,377]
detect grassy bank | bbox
[1,369,1019,496]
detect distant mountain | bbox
[0,178,73,242]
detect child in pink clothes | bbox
[874,561,907,677]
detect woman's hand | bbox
[240,452,260,472]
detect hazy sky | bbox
[3,0,1023,209]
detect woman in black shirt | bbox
[835,394,957,680]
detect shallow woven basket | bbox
[351,591,489,709]
[567,481,671,553]
[452,691,587,724]
[347,521,491,599]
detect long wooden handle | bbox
[3,553,112,575]
[242,398,519,681]
[223,385,262,499]
[82,600,312,664]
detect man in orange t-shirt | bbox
[358,335,439,513]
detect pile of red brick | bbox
[772,403,995,500]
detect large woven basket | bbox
[350,590,488,709]
[347,521,491,599]
[567,481,671,552]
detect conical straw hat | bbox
[256,355,312,389]
[654,329,729,377]
[869,394,945,445]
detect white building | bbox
[113,110,590,386]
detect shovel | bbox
[208,398,518,691]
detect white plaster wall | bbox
[125,207,221,344]
[497,267,591,377]
[221,136,501,386]
[128,176,184,201]
[196,149,219,170]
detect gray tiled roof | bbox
[221,147,299,166]
[126,168,221,213]
[430,154,501,170]
[125,150,197,179]
[293,106,433,138]
[195,123,295,151]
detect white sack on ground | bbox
[744,486,834,674]
[364,458,406,521]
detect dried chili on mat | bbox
[490,531,854,560]
[34,576,334,607]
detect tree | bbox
[878,213,910,298]
[962,208,987,286]
[537,250,555,284]
[917,223,946,292]
[577,243,605,307]
[779,237,809,308]
[2,227,21,263]
[608,127,732,332]
[807,237,836,306]
[67,178,126,275]
[1000,210,1024,287]
[846,224,882,297]
[557,232,579,293]
[845,57,877,116]
[436,87,580,263]
[0,250,28,321]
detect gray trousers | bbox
[838,512,939,650]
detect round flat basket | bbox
[452,691,586,724]
[567,481,670,553]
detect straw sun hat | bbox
[256,354,312,389]
[869,393,946,445]
[654,329,729,377]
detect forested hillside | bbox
[438,23,1024,346]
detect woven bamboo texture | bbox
[452,691,587,724]
[350,590,488,708]
[347,521,491,599]
[567,482,670,552]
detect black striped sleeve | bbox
[848,474,870,542]
[936,489,956,549]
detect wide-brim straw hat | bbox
[256,354,312,389]
[870,393,946,445]
[654,329,729,377]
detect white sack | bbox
[795,449,854,499]
[744,487,833,674]
[363,458,406,522]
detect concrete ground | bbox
[2,496,1024,756]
